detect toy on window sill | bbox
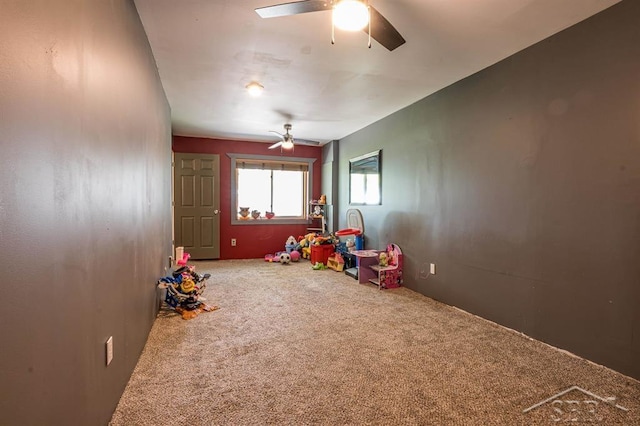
[239,207,250,219]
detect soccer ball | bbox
[279,252,291,264]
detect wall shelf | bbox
[307,202,328,234]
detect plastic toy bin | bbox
[311,244,335,265]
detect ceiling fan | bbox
[255,0,406,51]
[268,124,321,150]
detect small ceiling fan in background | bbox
[268,124,321,150]
[255,0,406,51]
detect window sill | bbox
[231,218,308,226]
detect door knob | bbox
[214,209,220,215]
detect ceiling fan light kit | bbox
[333,0,369,32]
[281,140,295,150]
[268,123,321,151]
[255,0,405,51]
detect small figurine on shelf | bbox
[251,210,261,219]
[319,194,327,204]
[313,205,324,217]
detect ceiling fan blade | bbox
[365,5,406,51]
[294,138,321,146]
[268,141,284,149]
[269,130,286,140]
[255,0,332,18]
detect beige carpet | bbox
[110,259,640,425]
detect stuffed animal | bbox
[314,235,329,245]
[387,247,396,265]
[379,252,388,267]
[298,233,316,259]
[290,251,300,262]
[346,239,355,253]
[285,235,297,253]
[299,238,310,259]
[312,261,326,270]
[299,237,307,249]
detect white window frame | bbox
[228,153,316,225]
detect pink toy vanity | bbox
[369,244,403,289]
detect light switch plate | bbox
[106,336,113,366]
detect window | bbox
[349,150,381,205]
[228,154,316,224]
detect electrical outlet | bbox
[231,238,237,246]
[430,263,436,275]
[106,336,114,366]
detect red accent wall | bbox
[173,136,323,259]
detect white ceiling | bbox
[134,0,620,144]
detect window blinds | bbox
[238,159,308,172]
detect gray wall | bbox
[322,141,340,232]
[338,1,639,380]
[0,1,172,424]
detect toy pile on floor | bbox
[157,262,219,320]
[264,233,339,270]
